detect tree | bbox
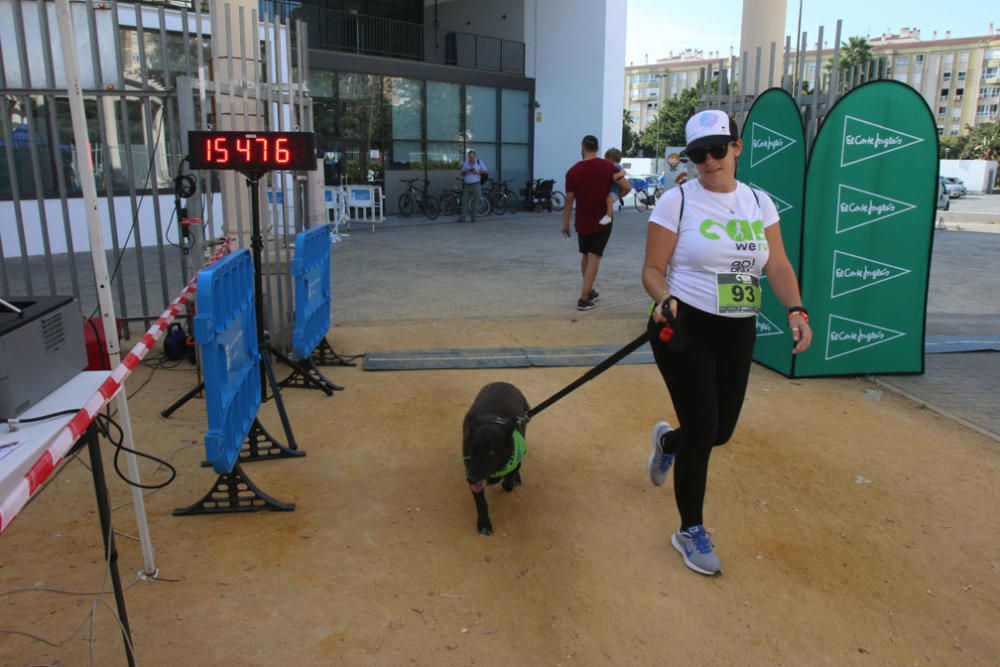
[837,36,874,71]
[963,121,1000,160]
[622,109,639,156]
[639,87,699,157]
[938,134,969,160]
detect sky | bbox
[625,0,999,66]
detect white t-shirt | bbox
[648,180,781,318]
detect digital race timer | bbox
[187,131,317,173]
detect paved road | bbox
[330,207,1000,438]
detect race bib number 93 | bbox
[716,273,760,314]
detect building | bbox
[625,25,1000,137]
[273,0,625,211]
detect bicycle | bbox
[440,178,492,217]
[632,179,663,212]
[398,178,441,219]
[483,178,518,215]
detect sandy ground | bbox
[1,315,998,666]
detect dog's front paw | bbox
[477,518,494,536]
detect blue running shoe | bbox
[671,525,722,576]
[647,421,675,486]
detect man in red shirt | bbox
[561,135,632,310]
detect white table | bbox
[0,370,135,666]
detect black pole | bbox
[86,425,136,667]
[248,175,267,395]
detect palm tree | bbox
[838,36,874,70]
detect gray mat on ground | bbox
[363,336,1000,371]
[362,345,650,370]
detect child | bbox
[599,147,624,225]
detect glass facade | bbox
[309,68,532,209]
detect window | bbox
[987,48,1000,59]
[466,86,497,143]
[916,54,925,65]
[941,88,949,99]
[982,86,1000,98]
[958,71,966,81]
[937,126,944,135]
[647,89,659,96]
[949,128,960,135]
[960,51,969,63]
[942,71,952,81]
[952,108,962,119]
[955,88,964,100]
[646,102,658,109]
[895,55,909,67]
[938,106,947,116]
[984,66,999,80]
[944,53,954,66]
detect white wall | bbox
[940,159,999,194]
[0,195,224,256]
[528,0,627,183]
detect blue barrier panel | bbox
[291,224,332,359]
[194,249,261,474]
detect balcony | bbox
[261,1,525,76]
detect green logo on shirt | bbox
[699,218,768,251]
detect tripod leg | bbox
[262,349,300,451]
[160,381,205,418]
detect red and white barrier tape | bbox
[0,239,231,535]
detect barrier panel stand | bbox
[174,249,294,515]
[274,224,348,394]
[186,130,320,464]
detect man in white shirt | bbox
[458,150,487,222]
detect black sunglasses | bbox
[686,144,730,164]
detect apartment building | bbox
[625,26,1000,137]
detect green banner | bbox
[737,88,806,376]
[796,81,937,376]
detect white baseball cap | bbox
[683,110,738,153]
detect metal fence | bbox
[0,0,312,344]
[694,20,897,150]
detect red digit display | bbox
[275,138,289,164]
[187,132,316,173]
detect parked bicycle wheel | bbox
[488,191,506,214]
[477,194,492,217]
[634,192,650,212]
[550,191,566,211]
[441,192,460,216]
[503,191,520,214]
[422,195,441,220]
[398,193,415,217]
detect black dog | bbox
[462,382,530,535]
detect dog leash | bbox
[508,302,678,427]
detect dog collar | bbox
[490,430,526,480]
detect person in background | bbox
[562,135,632,310]
[642,110,812,576]
[458,150,487,223]
[599,147,625,225]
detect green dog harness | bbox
[490,429,526,480]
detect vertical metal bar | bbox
[783,35,791,91]
[263,16,278,332]
[85,0,129,328]
[726,57,733,113]
[0,46,26,295]
[768,41,776,89]
[828,20,843,115]
[740,50,748,117]
[135,4,170,309]
[224,3,247,246]
[193,0,213,242]
[111,0,152,325]
[37,0,80,299]
[811,27,823,143]
[279,14,295,326]
[795,31,808,108]
[10,0,57,294]
[754,46,762,98]
[159,6,185,288]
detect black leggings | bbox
[647,299,757,529]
